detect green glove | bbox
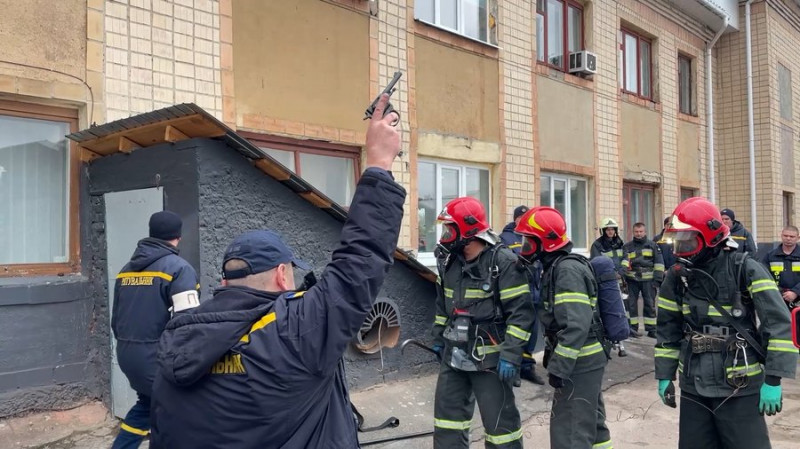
[658,380,676,408]
[759,383,783,416]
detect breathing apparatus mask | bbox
[518,235,544,265]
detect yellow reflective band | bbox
[732,236,746,240]
[640,273,654,280]
[602,251,613,257]
[642,249,654,257]
[615,249,623,256]
[444,288,454,298]
[555,345,580,359]
[476,345,500,356]
[240,312,276,343]
[436,275,442,285]
[793,262,800,272]
[655,348,680,359]
[654,264,665,271]
[726,362,762,377]
[682,304,691,315]
[678,361,684,373]
[768,339,797,353]
[627,254,635,259]
[117,271,173,282]
[554,292,591,306]
[593,440,614,449]
[485,428,523,445]
[120,423,150,436]
[658,297,680,312]
[523,352,534,359]
[749,279,779,294]
[770,262,783,273]
[434,315,447,326]
[629,318,639,325]
[507,325,531,342]
[644,317,657,325]
[708,306,732,317]
[465,288,492,299]
[578,342,604,357]
[509,243,522,249]
[195,283,201,290]
[434,418,471,430]
[500,284,530,301]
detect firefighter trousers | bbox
[627,280,657,332]
[678,390,770,449]
[550,367,611,449]
[433,363,523,449]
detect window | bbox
[678,54,694,115]
[784,191,794,227]
[781,125,794,186]
[536,0,584,72]
[620,29,652,99]
[244,134,359,207]
[415,0,497,45]
[540,173,588,249]
[0,101,79,274]
[680,187,697,202]
[779,64,792,121]
[417,160,490,259]
[623,182,655,241]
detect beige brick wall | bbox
[102,0,222,122]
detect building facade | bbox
[7,0,798,417]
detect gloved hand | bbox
[759,383,783,416]
[497,359,518,383]
[548,373,565,389]
[658,380,676,408]
[432,344,443,359]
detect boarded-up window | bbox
[784,191,794,227]
[779,64,792,121]
[781,125,795,185]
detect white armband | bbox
[171,290,200,312]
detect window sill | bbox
[535,63,594,90]
[1,262,80,278]
[620,92,660,112]
[677,112,701,124]
[414,19,500,58]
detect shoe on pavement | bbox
[618,349,628,357]
[647,330,657,339]
[521,367,546,385]
[629,328,641,338]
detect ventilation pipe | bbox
[700,0,729,204]
[354,298,401,354]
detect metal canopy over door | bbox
[104,188,163,418]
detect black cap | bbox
[222,230,311,280]
[720,208,735,221]
[513,205,529,220]
[149,211,183,240]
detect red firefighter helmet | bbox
[437,197,490,244]
[664,197,730,257]
[514,206,570,257]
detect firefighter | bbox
[590,217,629,355]
[720,208,757,253]
[111,210,200,449]
[432,197,535,449]
[499,204,545,385]
[655,197,797,449]
[515,207,612,449]
[654,216,677,270]
[761,225,800,311]
[622,222,664,338]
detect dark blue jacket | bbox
[654,230,676,270]
[500,222,542,305]
[150,168,406,449]
[112,238,198,395]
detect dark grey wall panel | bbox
[196,141,438,390]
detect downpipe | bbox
[745,0,758,244]
[705,10,729,204]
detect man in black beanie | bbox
[720,208,757,253]
[111,210,200,449]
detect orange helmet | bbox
[663,197,729,258]
[437,197,491,249]
[514,206,570,260]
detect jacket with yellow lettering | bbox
[432,243,535,370]
[621,237,665,282]
[655,250,797,398]
[761,244,800,301]
[539,246,608,380]
[111,238,199,395]
[150,167,405,449]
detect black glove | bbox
[548,374,565,389]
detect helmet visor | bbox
[440,223,458,244]
[520,235,538,257]
[663,230,702,257]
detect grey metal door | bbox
[104,188,163,418]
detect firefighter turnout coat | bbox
[655,251,797,398]
[622,238,665,282]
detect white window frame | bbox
[540,172,589,253]
[414,0,497,46]
[417,159,491,267]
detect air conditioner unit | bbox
[569,51,597,75]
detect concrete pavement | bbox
[2,336,798,448]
